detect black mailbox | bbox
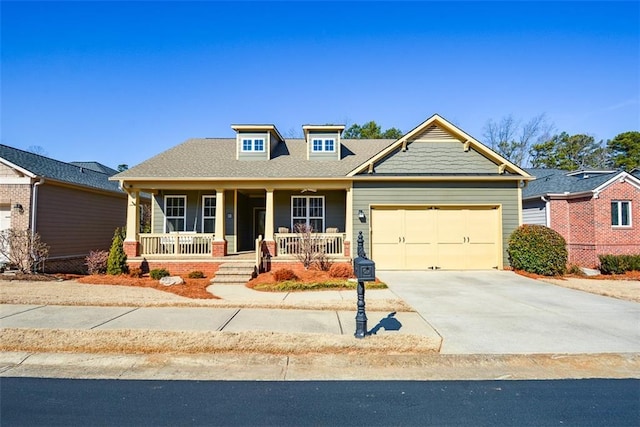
[354,255,375,282]
[353,257,376,282]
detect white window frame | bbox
[291,195,325,232]
[202,195,216,233]
[311,138,336,152]
[164,195,186,232]
[611,200,632,227]
[241,138,265,152]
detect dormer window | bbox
[241,138,265,152]
[312,138,335,152]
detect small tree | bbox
[293,223,326,269]
[0,228,49,273]
[107,227,128,275]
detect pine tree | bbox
[107,227,128,275]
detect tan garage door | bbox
[371,206,500,270]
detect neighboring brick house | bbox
[112,114,533,276]
[0,145,128,273]
[523,169,640,268]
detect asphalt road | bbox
[1,378,638,426]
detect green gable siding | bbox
[372,142,498,175]
[352,181,520,266]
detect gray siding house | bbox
[0,145,128,272]
[113,114,532,274]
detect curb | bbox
[2,352,639,381]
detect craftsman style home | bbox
[112,114,533,275]
[0,145,127,272]
[523,168,640,268]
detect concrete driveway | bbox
[378,270,640,354]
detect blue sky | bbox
[2,1,639,169]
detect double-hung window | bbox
[241,138,265,152]
[311,138,335,152]
[611,201,631,227]
[202,196,216,233]
[165,195,186,232]
[291,196,324,232]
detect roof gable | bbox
[347,114,532,179]
[523,168,640,199]
[0,144,123,193]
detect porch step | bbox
[211,262,256,286]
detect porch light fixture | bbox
[358,209,365,221]
[13,203,23,214]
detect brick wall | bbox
[0,184,32,231]
[549,179,640,268]
[593,179,639,261]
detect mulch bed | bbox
[75,275,218,299]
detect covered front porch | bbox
[122,181,355,266]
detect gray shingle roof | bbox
[0,144,123,193]
[523,168,619,199]
[69,161,119,175]
[114,138,395,179]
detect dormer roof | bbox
[230,124,284,143]
[302,124,345,140]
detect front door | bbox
[254,208,266,242]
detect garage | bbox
[371,206,501,270]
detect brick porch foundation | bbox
[124,241,140,258]
[212,240,227,257]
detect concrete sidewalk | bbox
[0,303,437,337]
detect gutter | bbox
[31,178,45,237]
[541,196,551,227]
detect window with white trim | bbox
[291,196,324,232]
[311,138,335,152]
[164,195,186,232]
[241,138,265,152]
[202,195,216,233]
[611,200,631,226]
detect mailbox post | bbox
[353,231,375,338]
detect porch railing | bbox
[139,233,214,256]
[275,233,345,256]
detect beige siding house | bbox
[113,114,532,275]
[0,146,128,273]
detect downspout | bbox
[30,177,45,272]
[31,178,45,238]
[541,196,550,227]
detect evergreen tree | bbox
[107,227,128,275]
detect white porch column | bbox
[215,189,225,241]
[345,186,353,257]
[125,191,139,242]
[265,188,274,241]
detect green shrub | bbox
[107,228,128,275]
[599,254,640,274]
[507,224,567,276]
[150,268,170,280]
[188,270,205,279]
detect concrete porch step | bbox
[211,262,256,286]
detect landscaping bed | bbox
[75,275,217,299]
[246,268,386,292]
